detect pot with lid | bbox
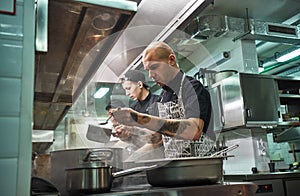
[50,147,124,195]
[197,69,237,86]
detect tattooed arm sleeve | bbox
[132,111,203,140]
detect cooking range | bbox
[93,182,257,196]
[225,171,300,196]
[49,147,259,195]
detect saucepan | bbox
[65,164,158,194]
[65,148,158,194]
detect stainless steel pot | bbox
[65,165,158,194]
[214,70,237,82]
[50,147,124,195]
[66,166,114,194]
[199,69,237,86]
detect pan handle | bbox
[209,144,239,157]
[112,164,158,178]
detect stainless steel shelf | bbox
[279,94,300,98]
[225,171,300,181]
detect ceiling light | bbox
[276,48,300,62]
[93,87,109,99]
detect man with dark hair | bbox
[103,70,164,160]
[110,70,164,160]
[121,69,159,114]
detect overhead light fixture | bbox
[276,48,300,62]
[93,87,109,99]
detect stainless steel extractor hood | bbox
[34,0,138,130]
[184,15,300,44]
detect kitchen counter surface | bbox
[90,182,257,196]
[224,171,300,181]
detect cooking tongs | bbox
[209,144,239,157]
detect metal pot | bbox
[65,164,158,194]
[199,69,237,86]
[50,147,124,195]
[214,70,238,82]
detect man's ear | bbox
[137,81,143,88]
[169,53,176,65]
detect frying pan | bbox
[139,144,239,187]
[140,156,224,187]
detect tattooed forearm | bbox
[130,112,138,122]
[130,111,152,125]
[157,120,190,137]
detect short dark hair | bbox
[121,70,149,88]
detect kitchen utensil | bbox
[139,156,226,187]
[51,147,125,195]
[200,69,237,86]
[214,70,238,83]
[65,164,158,194]
[99,116,112,125]
[86,124,112,143]
[209,144,239,157]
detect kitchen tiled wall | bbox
[0,0,35,195]
[220,128,270,174]
[267,133,300,170]
[220,128,300,174]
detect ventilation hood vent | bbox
[187,15,300,44]
[34,0,137,130]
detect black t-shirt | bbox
[159,71,212,132]
[130,92,160,114]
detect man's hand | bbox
[112,124,132,141]
[112,108,140,125]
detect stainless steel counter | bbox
[224,172,300,196]
[224,171,300,181]
[90,182,257,196]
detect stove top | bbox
[91,182,257,196]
